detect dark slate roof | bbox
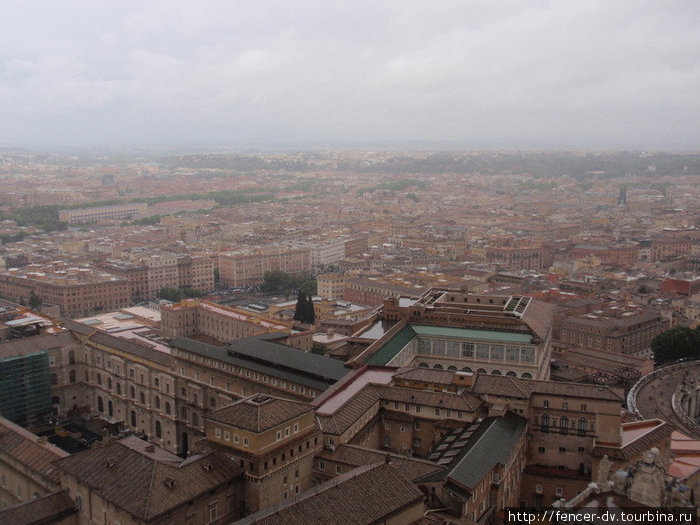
[225,337,348,381]
[233,463,424,525]
[171,337,349,391]
[365,325,417,366]
[54,437,242,521]
[0,490,76,525]
[206,394,313,432]
[419,412,527,490]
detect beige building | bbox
[317,273,347,300]
[203,394,322,513]
[0,416,69,510]
[58,203,148,224]
[218,247,311,287]
[0,266,130,318]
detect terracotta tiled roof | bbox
[0,332,77,358]
[594,420,673,461]
[0,490,76,525]
[64,320,173,367]
[206,394,313,432]
[471,374,625,402]
[318,444,443,481]
[233,463,424,525]
[393,366,455,384]
[317,383,482,436]
[0,417,68,486]
[54,437,243,521]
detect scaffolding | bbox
[0,350,51,425]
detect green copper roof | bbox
[410,325,532,344]
[366,325,417,366]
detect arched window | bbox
[97,397,104,412]
[165,402,171,415]
[130,410,136,427]
[116,383,121,395]
[433,364,444,370]
[97,373,102,385]
[155,396,161,409]
[418,363,429,368]
[578,418,588,432]
[107,377,112,389]
[560,416,569,433]
[541,414,550,427]
[448,365,457,371]
[69,370,76,383]
[140,392,146,404]
[50,373,57,386]
[477,368,487,374]
[521,372,532,379]
[108,401,113,418]
[130,386,135,399]
[192,413,199,427]
[155,420,162,439]
[491,370,502,375]
[68,350,75,365]
[506,371,517,377]
[462,367,472,373]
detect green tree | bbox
[158,287,184,302]
[28,291,41,309]
[299,279,317,297]
[311,342,327,355]
[304,295,316,325]
[293,291,306,322]
[651,326,700,363]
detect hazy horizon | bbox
[2,1,700,150]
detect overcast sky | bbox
[2,1,699,149]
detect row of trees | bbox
[651,326,700,363]
[158,287,204,302]
[259,270,316,298]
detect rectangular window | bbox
[215,428,222,438]
[224,431,230,441]
[506,346,520,362]
[521,347,535,363]
[209,502,218,522]
[462,342,474,357]
[476,344,489,359]
[319,461,325,471]
[490,345,504,361]
[243,437,249,447]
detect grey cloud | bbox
[1,1,699,148]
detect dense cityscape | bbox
[0,148,697,524]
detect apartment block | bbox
[58,203,148,224]
[219,247,311,287]
[0,267,130,318]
